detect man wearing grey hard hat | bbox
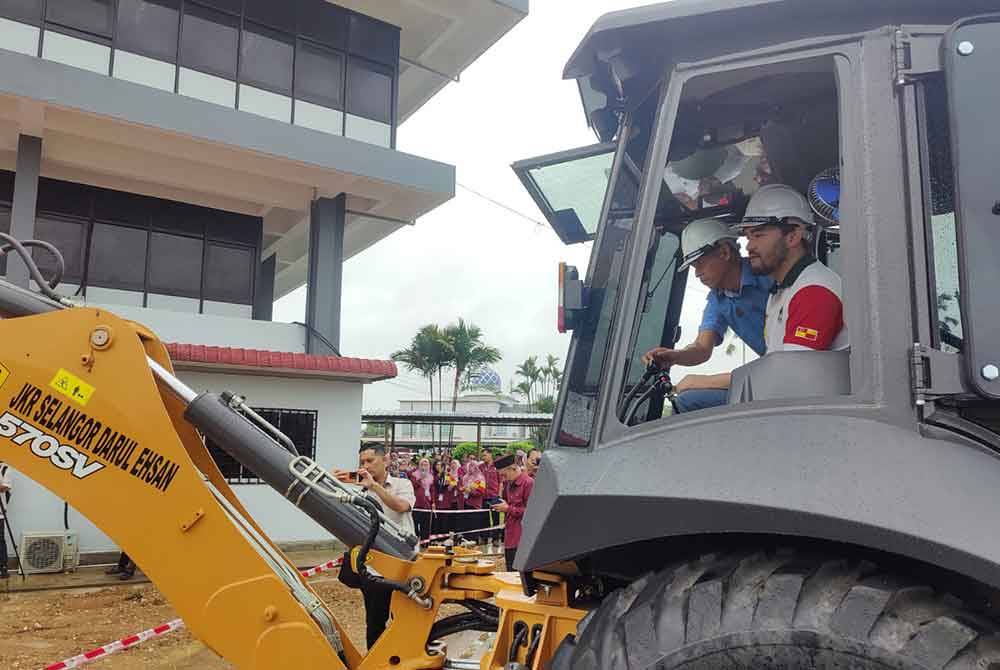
[643,217,773,412]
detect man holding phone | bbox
[490,454,534,570]
[332,442,415,648]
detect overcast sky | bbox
[274,0,744,411]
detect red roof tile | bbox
[164,343,397,381]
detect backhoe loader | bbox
[6,1,1000,668]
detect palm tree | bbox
[514,380,534,411]
[516,356,542,411]
[392,324,450,443]
[442,319,501,411]
[545,354,561,396]
[416,324,451,412]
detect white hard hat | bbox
[736,184,814,230]
[677,218,739,272]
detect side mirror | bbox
[558,263,586,333]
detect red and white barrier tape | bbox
[41,559,346,669]
[298,557,343,578]
[41,528,507,669]
[44,618,185,670]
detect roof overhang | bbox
[332,0,528,123]
[166,343,397,383]
[0,50,455,299]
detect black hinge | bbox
[911,343,966,413]
[893,29,943,86]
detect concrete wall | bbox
[96,304,307,352]
[5,370,367,557]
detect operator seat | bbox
[728,350,850,405]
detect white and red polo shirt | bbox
[764,256,849,352]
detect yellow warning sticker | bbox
[50,368,95,407]
[0,363,9,390]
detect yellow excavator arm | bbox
[0,272,583,670]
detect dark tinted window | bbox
[34,215,86,282]
[245,0,294,33]
[348,14,398,66]
[347,58,392,123]
[195,0,241,14]
[148,232,202,297]
[45,0,113,36]
[94,190,150,227]
[180,2,238,78]
[206,213,261,245]
[152,202,205,237]
[88,223,147,290]
[115,0,180,62]
[296,0,346,49]
[204,243,252,303]
[0,0,41,24]
[0,208,9,275]
[0,170,13,204]
[240,21,294,94]
[295,40,344,109]
[36,178,91,219]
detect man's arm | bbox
[643,330,718,368]
[367,476,414,514]
[782,285,844,351]
[506,478,534,520]
[675,371,732,393]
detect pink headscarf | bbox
[462,460,485,490]
[515,450,527,467]
[415,458,433,497]
[448,459,462,486]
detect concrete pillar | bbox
[8,135,42,288]
[304,194,346,355]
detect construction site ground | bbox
[0,548,502,669]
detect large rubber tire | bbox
[550,551,1000,670]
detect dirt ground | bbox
[1,577,383,669]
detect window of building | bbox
[148,231,202,298]
[88,223,148,291]
[0,15,40,55]
[0,207,10,275]
[115,0,179,63]
[240,21,294,95]
[204,242,253,304]
[295,39,344,110]
[180,2,238,79]
[347,57,392,124]
[34,215,86,283]
[42,29,111,75]
[297,0,347,50]
[245,0,294,34]
[45,0,113,37]
[206,408,317,484]
[348,13,398,67]
[0,0,42,24]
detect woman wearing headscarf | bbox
[409,458,435,540]
[461,460,488,544]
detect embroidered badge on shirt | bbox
[794,326,819,341]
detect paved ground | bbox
[0,547,504,669]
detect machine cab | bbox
[514,2,1000,450]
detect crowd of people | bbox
[334,441,540,647]
[387,444,540,551]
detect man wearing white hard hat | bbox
[736,183,848,352]
[643,217,773,412]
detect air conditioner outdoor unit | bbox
[20,531,79,574]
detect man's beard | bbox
[750,238,788,276]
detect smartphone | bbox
[351,471,363,483]
[485,496,503,508]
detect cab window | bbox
[618,54,849,427]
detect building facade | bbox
[0,0,526,557]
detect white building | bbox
[394,393,535,446]
[0,0,526,561]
